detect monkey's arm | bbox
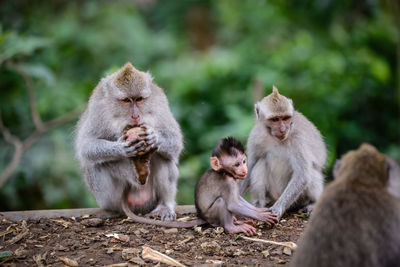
[78,136,145,164]
[239,196,267,212]
[270,153,308,219]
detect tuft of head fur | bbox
[256,86,294,119]
[101,62,153,99]
[336,143,387,186]
[115,62,153,92]
[212,137,245,158]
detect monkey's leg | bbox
[85,166,125,212]
[300,169,323,216]
[205,197,257,236]
[249,160,273,208]
[149,155,178,221]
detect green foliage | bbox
[0,0,399,210]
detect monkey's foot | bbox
[225,224,257,236]
[233,217,256,227]
[149,204,176,221]
[298,204,314,217]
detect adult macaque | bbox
[75,62,183,222]
[195,137,278,236]
[241,86,326,220]
[290,144,400,267]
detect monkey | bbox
[195,137,278,236]
[387,157,400,199]
[240,86,326,220]
[334,154,400,199]
[290,144,400,267]
[75,62,184,223]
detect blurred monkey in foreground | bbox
[75,62,183,222]
[241,86,326,219]
[290,144,400,267]
[195,137,278,236]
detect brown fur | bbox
[290,143,400,267]
[115,62,151,93]
[264,86,293,117]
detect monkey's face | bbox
[266,115,292,141]
[210,153,248,180]
[117,95,148,126]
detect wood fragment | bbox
[102,263,128,267]
[142,246,186,267]
[240,236,297,250]
[0,228,14,237]
[7,229,29,245]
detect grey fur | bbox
[75,66,183,221]
[242,103,326,219]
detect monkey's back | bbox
[290,179,400,267]
[195,170,228,218]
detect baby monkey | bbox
[195,137,278,236]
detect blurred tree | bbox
[0,0,398,210]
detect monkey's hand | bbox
[258,211,279,226]
[138,125,159,154]
[267,206,283,221]
[117,135,148,158]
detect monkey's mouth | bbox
[276,134,287,141]
[237,174,247,179]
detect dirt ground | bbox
[0,212,308,267]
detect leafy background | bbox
[0,0,399,210]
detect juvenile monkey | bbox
[195,137,278,236]
[241,86,326,220]
[75,62,183,222]
[290,144,400,267]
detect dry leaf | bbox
[205,259,223,265]
[283,247,292,255]
[194,226,202,233]
[102,263,128,267]
[121,248,140,260]
[51,219,71,228]
[33,254,44,267]
[142,246,186,267]
[105,233,130,242]
[214,227,224,234]
[81,218,104,227]
[59,256,79,266]
[163,228,178,234]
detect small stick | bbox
[240,236,297,250]
[142,246,186,267]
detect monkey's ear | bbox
[210,157,221,171]
[254,103,260,120]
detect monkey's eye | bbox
[282,116,291,121]
[122,98,131,103]
[243,159,246,164]
[136,97,144,102]
[235,163,240,167]
[271,117,279,122]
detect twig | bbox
[240,235,297,250]
[0,62,84,187]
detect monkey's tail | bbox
[121,198,206,228]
